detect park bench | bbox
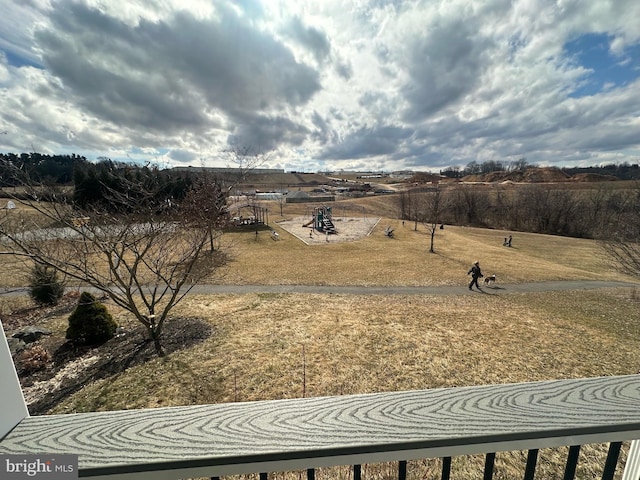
[1,322,640,479]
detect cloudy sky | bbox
[0,0,639,172]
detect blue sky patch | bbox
[1,48,42,69]
[564,33,640,98]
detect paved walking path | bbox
[1,280,637,298]
[185,280,639,295]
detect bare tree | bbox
[277,184,287,217]
[0,164,231,357]
[223,144,270,176]
[406,189,421,231]
[606,226,640,278]
[397,190,409,222]
[602,182,640,279]
[181,172,230,252]
[451,187,488,226]
[421,185,448,253]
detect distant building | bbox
[172,166,285,175]
[255,192,283,201]
[286,190,335,203]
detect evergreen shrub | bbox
[66,292,117,346]
[29,264,64,305]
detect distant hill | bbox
[241,172,332,188]
[241,167,628,192]
[562,163,639,181]
[460,167,626,183]
[407,172,448,184]
[569,173,619,182]
[462,167,571,183]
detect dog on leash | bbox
[483,274,497,286]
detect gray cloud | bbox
[34,2,320,141]
[228,112,310,151]
[319,125,413,160]
[334,59,354,80]
[286,16,331,64]
[168,149,198,164]
[401,16,494,121]
[311,111,332,144]
[0,0,639,170]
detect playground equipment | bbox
[232,203,268,227]
[303,206,337,234]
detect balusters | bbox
[441,456,452,480]
[563,445,581,480]
[524,449,539,480]
[483,452,496,480]
[398,460,407,480]
[353,464,361,480]
[601,442,622,480]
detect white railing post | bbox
[623,439,640,480]
[0,320,29,439]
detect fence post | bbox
[0,320,29,439]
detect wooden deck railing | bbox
[2,323,640,480]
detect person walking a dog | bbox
[468,260,483,290]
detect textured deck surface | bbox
[1,375,640,479]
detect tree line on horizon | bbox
[440,158,640,180]
[0,153,196,210]
[2,152,640,186]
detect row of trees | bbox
[399,183,640,244]
[0,153,87,186]
[72,160,194,210]
[440,160,640,180]
[399,183,640,285]
[440,158,531,178]
[0,155,199,213]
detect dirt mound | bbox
[523,167,571,182]
[463,167,571,183]
[407,172,446,184]
[570,173,619,182]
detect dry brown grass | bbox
[3,197,640,480]
[43,286,639,479]
[50,288,639,413]
[1,196,632,288]
[213,221,631,286]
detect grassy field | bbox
[2,198,640,479]
[213,219,630,287]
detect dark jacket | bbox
[468,264,482,279]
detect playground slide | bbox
[303,219,314,227]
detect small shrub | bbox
[29,264,64,305]
[18,345,51,374]
[66,292,117,346]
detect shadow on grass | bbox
[21,317,214,415]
